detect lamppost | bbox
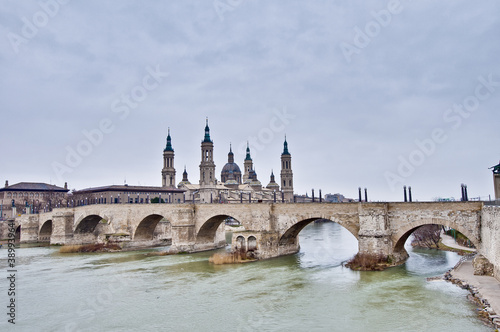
[137,193,139,204]
[128,193,130,204]
[118,193,120,204]
[101,194,103,204]
[147,193,149,204]
[111,195,113,204]
[159,193,162,203]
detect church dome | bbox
[221,144,242,184]
[222,162,241,174]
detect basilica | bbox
[163,119,294,203]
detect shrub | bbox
[346,253,389,271]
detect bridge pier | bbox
[18,215,39,243]
[169,225,196,253]
[232,231,285,259]
[357,204,408,266]
[51,212,75,245]
[358,234,408,266]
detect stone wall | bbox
[480,206,500,281]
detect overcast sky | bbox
[1,1,499,202]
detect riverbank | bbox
[440,231,476,252]
[445,256,500,330]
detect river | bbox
[6,222,490,331]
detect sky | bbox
[1,0,499,202]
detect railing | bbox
[8,196,500,218]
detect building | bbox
[324,193,345,203]
[491,160,500,200]
[71,184,185,205]
[177,119,294,203]
[0,181,69,218]
[280,137,294,202]
[162,128,176,188]
[324,193,355,203]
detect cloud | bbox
[0,0,499,201]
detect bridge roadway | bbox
[13,201,500,278]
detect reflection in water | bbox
[12,221,489,331]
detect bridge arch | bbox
[39,220,53,242]
[392,219,478,253]
[279,218,359,246]
[196,214,241,249]
[134,214,167,241]
[75,214,104,234]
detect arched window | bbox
[236,236,245,250]
[248,236,257,251]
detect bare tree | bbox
[412,225,442,248]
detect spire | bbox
[228,143,234,163]
[245,141,252,161]
[270,170,275,182]
[282,136,290,155]
[182,166,189,181]
[164,127,174,152]
[203,117,212,143]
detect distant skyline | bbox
[1,1,499,202]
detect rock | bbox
[473,255,494,276]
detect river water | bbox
[5,222,490,331]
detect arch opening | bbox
[39,220,53,242]
[134,214,167,241]
[235,235,246,251]
[279,218,359,246]
[75,215,104,234]
[280,219,359,267]
[394,223,477,254]
[248,236,257,251]
[196,214,242,250]
[15,226,21,243]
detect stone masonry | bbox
[9,202,500,278]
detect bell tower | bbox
[243,142,253,183]
[199,118,216,186]
[162,128,176,188]
[280,136,294,202]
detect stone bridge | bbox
[11,201,500,278]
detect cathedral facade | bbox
[165,119,294,203]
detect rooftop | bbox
[1,182,69,192]
[72,184,186,194]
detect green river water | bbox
[3,222,491,331]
